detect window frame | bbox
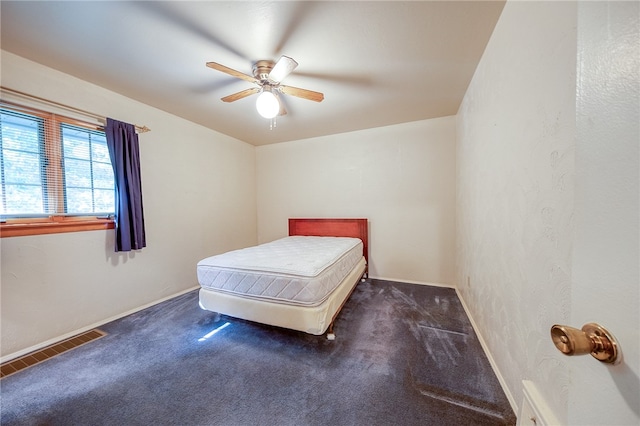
[0,102,115,238]
[1,215,114,238]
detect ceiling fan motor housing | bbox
[253,60,275,82]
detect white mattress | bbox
[197,236,363,307]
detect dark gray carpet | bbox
[0,279,515,425]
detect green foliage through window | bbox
[0,107,115,217]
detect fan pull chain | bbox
[269,117,277,130]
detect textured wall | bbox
[456,1,577,418]
[256,117,457,286]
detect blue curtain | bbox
[105,118,146,252]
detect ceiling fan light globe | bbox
[256,91,280,119]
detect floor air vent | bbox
[1,329,107,379]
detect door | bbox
[568,2,639,424]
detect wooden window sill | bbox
[0,216,115,238]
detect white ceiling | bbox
[0,1,504,146]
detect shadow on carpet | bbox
[0,279,516,425]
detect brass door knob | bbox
[550,323,620,364]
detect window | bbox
[0,103,115,237]
[60,124,114,214]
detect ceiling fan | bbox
[206,56,324,119]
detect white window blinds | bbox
[0,104,115,217]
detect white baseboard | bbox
[1,285,199,364]
[454,287,519,416]
[368,275,455,289]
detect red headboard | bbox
[288,218,368,265]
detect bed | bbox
[197,218,368,339]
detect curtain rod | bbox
[0,86,151,134]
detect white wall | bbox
[456,1,577,419]
[0,52,257,359]
[256,117,456,285]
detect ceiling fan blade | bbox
[221,87,260,103]
[279,85,324,102]
[206,62,257,83]
[269,56,298,83]
[274,91,287,116]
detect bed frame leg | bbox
[326,323,336,340]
